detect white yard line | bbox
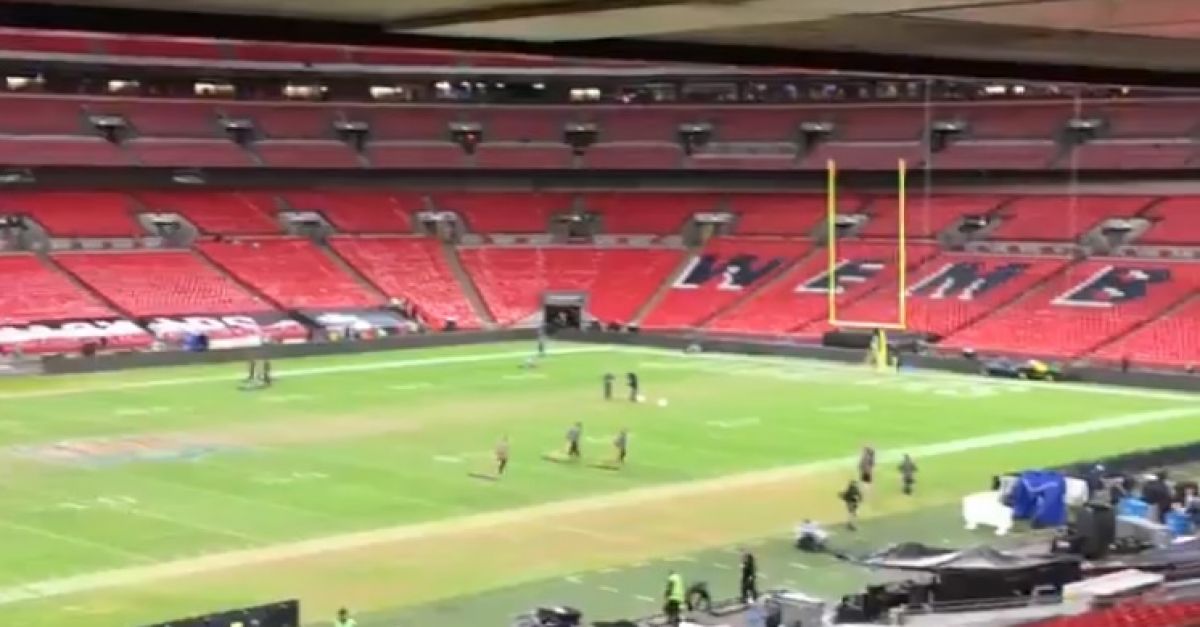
[0,346,607,401]
[1,404,1197,606]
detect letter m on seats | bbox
[674,254,783,291]
[909,262,1028,301]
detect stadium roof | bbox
[16,0,1200,81]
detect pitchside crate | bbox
[143,599,299,627]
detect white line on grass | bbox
[0,346,607,401]
[599,586,621,594]
[635,594,657,603]
[1,404,1198,606]
[706,417,761,430]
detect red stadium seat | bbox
[477,108,570,142]
[1071,140,1198,170]
[859,195,1007,239]
[255,140,362,168]
[0,192,143,237]
[988,196,1154,241]
[800,142,924,171]
[198,238,381,310]
[127,138,255,167]
[222,104,338,139]
[458,246,683,326]
[584,192,719,234]
[0,254,113,324]
[475,143,574,169]
[0,96,88,134]
[283,191,417,233]
[582,142,684,169]
[329,236,480,327]
[95,100,221,137]
[931,140,1061,170]
[367,142,466,168]
[434,192,570,233]
[1093,297,1200,369]
[54,251,270,316]
[137,192,280,235]
[343,106,457,141]
[0,136,130,166]
[1140,197,1200,245]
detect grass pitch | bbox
[0,341,1195,626]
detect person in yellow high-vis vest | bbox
[664,570,685,626]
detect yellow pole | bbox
[826,159,838,324]
[897,158,908,330]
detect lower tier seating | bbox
[54,251,270,316]
[641,238,811,330]
[458,246,683,326]
[988,196,1155,241]
[0,254,113,324]
[283,191,417,233]
[198,238,382,310]
[1091,297,1200,369]
[329,237,480,328]
[1139,197,1200,245]
[813,253,1070,337]
[137,192,281,235]
[731,194,848,236]
[434,192,571,233]
[858,195,1006,239]
[941,259,1200,359]
[707,242,938,335]
[583,193,720,234]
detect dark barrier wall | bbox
[39,328,1200,393]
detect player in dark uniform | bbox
[566,422,582,460]
[840,479,863,530]
[260,358,272,387]
[495,436,510,477]
[627,371,640,402]
[613,428,629,466]
[603,373,615,400]
[859,445,876,485]
[898,454,917,495]
[740,549,758,603]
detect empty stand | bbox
[344,106,457,141]
[283,191,417,233]
[477,108,569,142]
[709,110,802,142]
[824,107,927,142]
[1087,101,1200,138]
[595,109,685,142]
[859,195,1006,239]
[582,142,684,169]
[0,96,87,134]
[1140,197,1200,245]
[127,138,255,167]
[367,141,465,168]
[818,253,1070,338]
[434,192,570,233]
[222,104,336,139]
[199,238,381,310]
[330,236,479,327]
[642,238,810,329]
[0,136,129,166]
[103,36,224,59]
[96,100,221,137]
[708,242,936,335]
[459,246,683,326]
[55,251,269,316]
[137,192,280,235]
[0,192,143,237]
[255,140,361,168]
[942,259,1200,359]
[475,143,573,169]
[233,40,348,63]
[689,152,796,170]
[731,194,831,236]
[1071,139,1197,170]
[988,196,1154,241]
[1093,296,1200,369]
[931,140,1060,170]
[0,254,113,323]
[585,193,718,234]
[943,103,1071,139]
[800,142,924,170]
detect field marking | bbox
[789,562,811,570]
[634,594,656,603]
[502,372,547,381]
[598,585,621,594]
[256,393,315,404]
[388,382,433,391]
[706,417,761,430]
[113,406,173,417]
[623,346,1199,402]
[433,455,464,464]
[2,403,1197,606]
[820,405,870,414]
[0,346,607,401]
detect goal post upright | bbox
[826,157,910,331]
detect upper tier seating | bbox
[584,193,720,234]
[1070,140,1197,170]
[475,143,574,169]
[458,246,683,326]
[1140,197,1200,245]
[434,192,571,233]
[0,254,112,324]
[127,137,255,167]
[254,140,361,168]
[198,238,381,310]
[1092,296,1200,369]
[730,194,832,236]
[0,192,143,237]
[582,142,684,169]
[941,259,1200,359]
[1085,101,1200,138]
[641,238,810,329]
[55,251,269,316]
[0,96,87,134]
[708,110,803,142]
[858,195,1007,239]
[476,108,570,142]
[329,236,480,327]
[941,103,1071,139]
[813,253,1070,337]
[930,140,1060,170]
[137,192,281,234]
[91,100,221,137]
[594,109,685,142]
[687,152,797,171]
[283,191,417,233]
[367,141,466,168]
[987,195,1155,241]
[341,106,458,141]
[707,242,938,335]
[221,104,337,139]
[0,136,130,166]
[800,142,925,170]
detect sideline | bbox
[1,404,1197,606]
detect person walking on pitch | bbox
[495,436,510,477]
[566,421,582,460]
[603,372,615,400]
[899,454,917,495]
[613,428,629,466]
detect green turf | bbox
[0,341,1194,626]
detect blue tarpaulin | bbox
[1011,470,1067,528]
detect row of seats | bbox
[4,94,1200,143]
[6,191,1200,242]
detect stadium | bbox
[0,1,1198,626]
